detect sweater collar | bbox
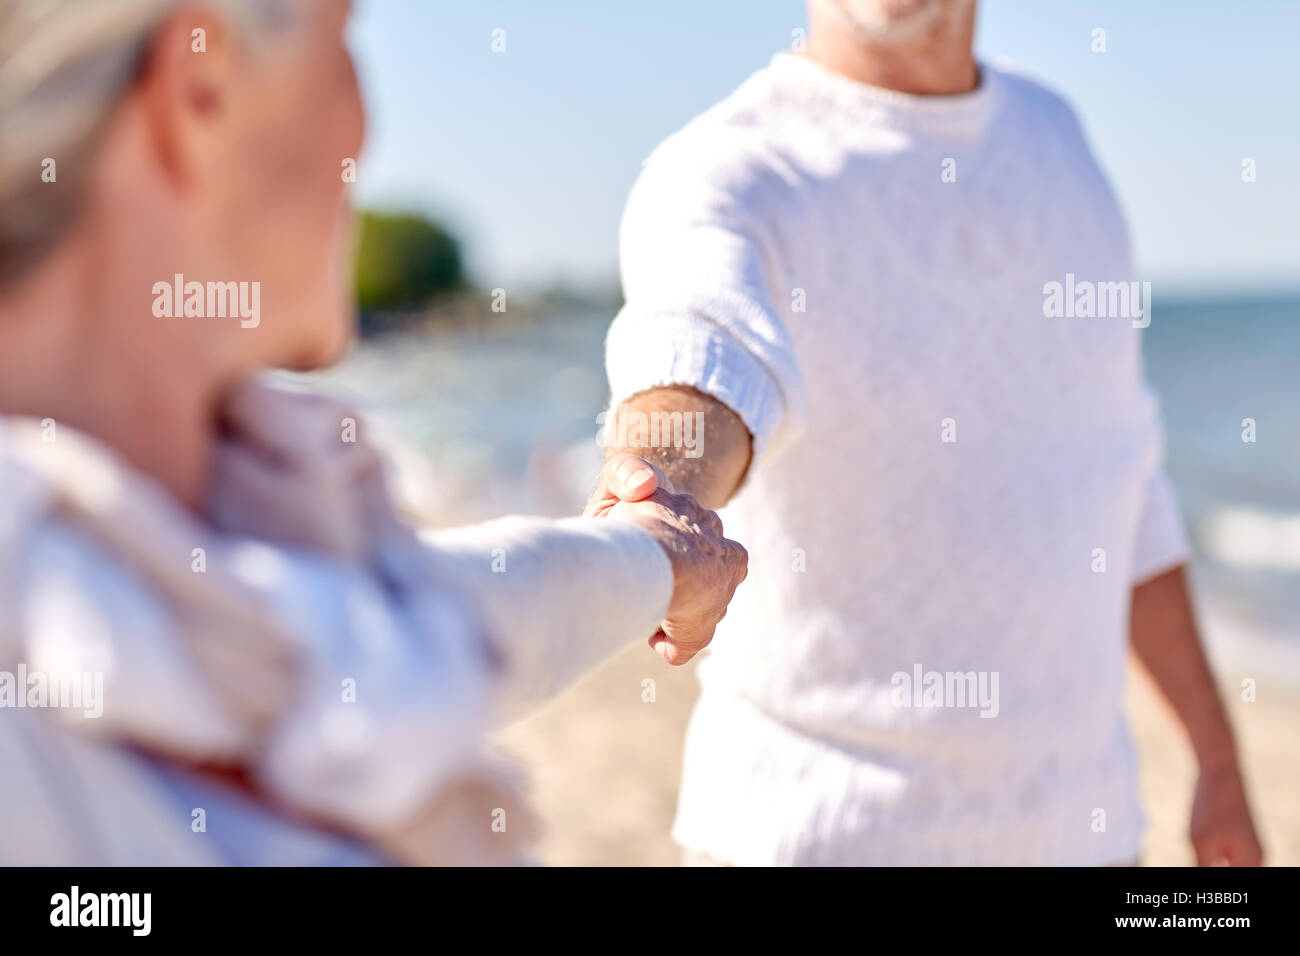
[768,51,1001,137]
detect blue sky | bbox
[349,0,1300,295]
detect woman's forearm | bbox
[420,515,673,718]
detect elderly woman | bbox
[0,0,746,864]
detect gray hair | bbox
[0,0,295,285]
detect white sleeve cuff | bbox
[606,306,791,460]
[1132,469,1191,584]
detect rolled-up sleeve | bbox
[605,140,805,461]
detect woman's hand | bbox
[586,453,748,664]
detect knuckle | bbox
[649,488,676,509]
[670,488,700,511]
[664,489,694,514]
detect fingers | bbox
[726,537,749,587]
[1193,830,1263,867]
[699,506,723,537]
[654,620,716,666]
[655,534,748,667]
[1195,838,1232,867]
[1221,834,1263,867]
[1236,841,1264,866]
[596,472,749,666]
[1191,771,1264,867]
[650,484,722,536]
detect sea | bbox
[308,294,1300,686]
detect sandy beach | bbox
[496,645,1299,866]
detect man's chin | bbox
[831,0,950,42]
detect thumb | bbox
[585,453,663,517]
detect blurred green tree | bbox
[354,210,463,312]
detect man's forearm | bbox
[604,385,753,509]
[1130,565,1238,770]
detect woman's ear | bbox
[134,7,241,198]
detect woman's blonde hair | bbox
[0,0,293,285]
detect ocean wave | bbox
[1199,506,1300,572]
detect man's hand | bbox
[1130,566,1265,866]
[1190,766,1264,866]
[602,386,753,510]
[585,451,666,514]
[585,453,747,665]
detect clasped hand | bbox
[585,453,747,664]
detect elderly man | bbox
[602,0,1262,865]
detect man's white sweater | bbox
[606,53,1188,865]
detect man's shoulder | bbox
[672,58,788,141]
[632,61,796,212]
[986,59,1087,133]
